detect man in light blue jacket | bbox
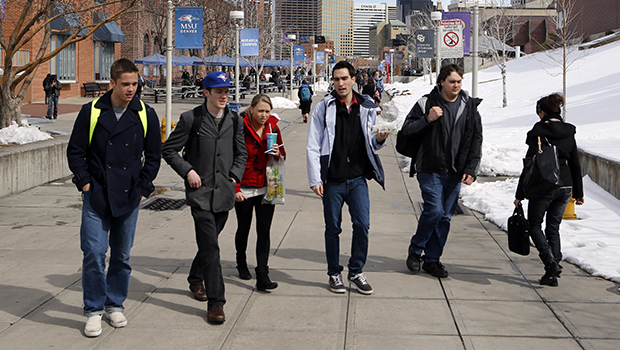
[306,61,389,295]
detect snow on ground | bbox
[0,120,53,145]
[381,40,620,283]
[270,96,298,109]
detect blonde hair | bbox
[245,94,272,115]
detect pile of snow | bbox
[271,96,298,109]
[380,40,620,283]
[312,80,330,92]
[0,120,53,145]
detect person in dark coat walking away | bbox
[162,71,247,324]
[43,73,52,104]
[401,64,483,278]
[514,93,584,287]
[298,80,313,123]
[46,74,61,119]
[66,58,162,337]
[234,94,286,290]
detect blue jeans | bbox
[80,191,139,316]
[323,176,370,276]
[528,187,572,261]
[409,172,462,262]
[47,94,58,118]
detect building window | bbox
[143,34,149,57]
[50,35,76,80]
[94,41,114,81]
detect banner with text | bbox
[415,30,435,58]
[240,29,260,56]
[294,45,305,62]
[316,52,325,64]
[175,7,203,49]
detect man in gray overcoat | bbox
[162,72,247,324]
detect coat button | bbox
[123,165,128,170]
[108,141,112,146]
[107,164,112,169]
[125,142,129,147]
[123,188,128,193]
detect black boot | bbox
[255,266,278,291]
[539,248,561,286]
[236,262,251,280]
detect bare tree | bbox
[481,0,520,107]
[535,0,582,117]
[406,9,437,85]
[0,0,139,128]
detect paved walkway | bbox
[1,92,619,350]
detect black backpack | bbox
[396,96,432,163]
[182,106,239,161]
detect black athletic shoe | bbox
[406,249,422,273]
[422,261,449,278]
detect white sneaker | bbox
[106,311,127,328]
[84,315,102,337]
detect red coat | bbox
[235,111,286,193]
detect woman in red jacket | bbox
[235,94,286,291]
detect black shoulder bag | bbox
[507,203,530,255]
[522,136,563,199]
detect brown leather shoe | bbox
[189,283,207,301]
[207,305,225,324]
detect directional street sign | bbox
[439,20,463,58]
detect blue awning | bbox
[93,21,125,43]
[50,4,87,36]
[92,11,125,43]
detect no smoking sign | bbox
[439,20,463,58]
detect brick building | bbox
[571,0,620,41]
[1,1,125,104]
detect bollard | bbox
[160,116,176,143]
[563,197,577,220]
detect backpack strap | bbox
[89,98,147,145]
[183,105,204,160]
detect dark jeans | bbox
[409,172,462,262]
[234,195,275,270]
[47,94,58,118]
[323,176,370,276]
[188,208,228,308]
[528,187,572,261]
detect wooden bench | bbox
[83,82,108,97]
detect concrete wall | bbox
[0,137,71,197]
[578,149,620,201]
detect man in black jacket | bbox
[162,71,246,324]
[67,58,161,337]
[46,74,61,119]
[400,64,483,278]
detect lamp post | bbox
[324,48,332,82]
[389,48,395,83]
[431,11,442,82]
[471,1,479,98]
[230,11,244,105]
[165,0,173,140]
[288,34,296,101]
[312,44,318,86]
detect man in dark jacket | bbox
[67,58,161,337]
[400,64,483,278]
[46,74,62,119]
[43,73,52,104]
[162,71,247,324]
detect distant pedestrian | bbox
[162,71,247,324]
[298,80,313,123]
[67,58,161,337]
[234,94,286,290]
[401,64,483,278]
[136,73,144,99]
[514,93,584,287]
[43,73,52,104]
[306,61,390,295]
[46,74,61,119]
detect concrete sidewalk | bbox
[1,93,620,350]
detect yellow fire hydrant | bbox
[160,117,176,143]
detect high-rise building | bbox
[274,0,319,37]
[387,3,397,20]
[354,3,388,57]
[397,0,434,22]
[319,0,354,56]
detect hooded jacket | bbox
[306,90,386,189]
[235,111,286,192]
[515,114,583,200]
[399,86,483,178]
